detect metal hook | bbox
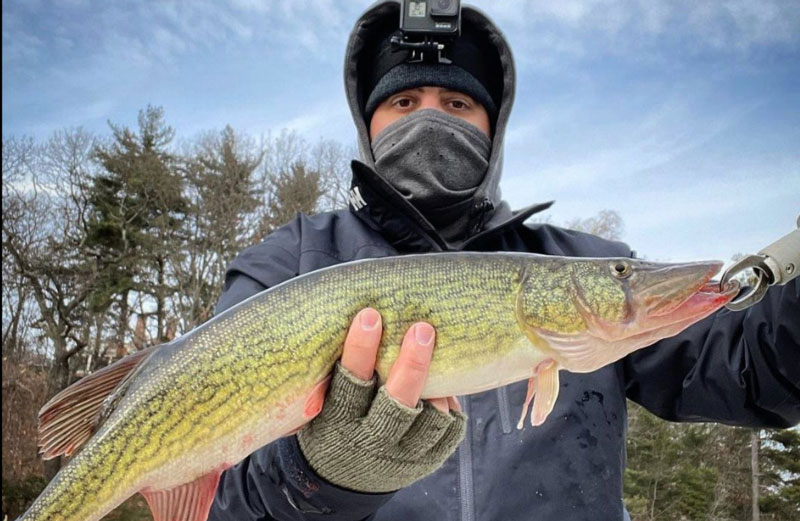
[720,255,772,311]
[720,213,800,311]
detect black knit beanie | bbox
[361,19,502,126]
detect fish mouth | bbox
[633,261,739,333]
[580,260,739,346]
[661,280,739,318]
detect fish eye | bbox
[611,261,632,279]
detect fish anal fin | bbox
[140,468,224,521]
[38,346,155,459]
[531,360,560,427]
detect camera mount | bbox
[393,0,461,64]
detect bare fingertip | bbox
[447,396,462,413]
[414,322,435,346]
[429,397,449,413]
[359,308,381,330]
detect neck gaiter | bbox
[371,109,491,239]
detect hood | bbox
[344,0,519,249]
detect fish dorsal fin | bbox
[140,469,224,521]
[38,347,155,459]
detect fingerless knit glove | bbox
[297,362,467,493]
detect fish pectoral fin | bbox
[303,375,331,420]
[283,375,332,437]
[516,378,536,430]
[530,361,559,427]
[37,346,156,459]
[516,360,560,429]
[141,467,225,521]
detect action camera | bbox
[400,0,461,36]
[391,0,461,63]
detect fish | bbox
[19,252,738,521]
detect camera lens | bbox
[430,0,458,16]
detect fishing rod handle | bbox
[758,224,800,286]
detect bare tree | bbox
[310,138,356,211]
[2,137,38,358]
[2,129,100,479]
[2,130,98,387]
[252,130,329,241]
[565,209,624,241]
[752,429,761,521]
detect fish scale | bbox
[20,252,736,521]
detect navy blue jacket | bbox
[208,164,799,521]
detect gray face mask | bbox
[371,109,491,232]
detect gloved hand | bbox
[297,308,466,493]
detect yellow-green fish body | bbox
[20,252,736,521]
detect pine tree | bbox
[759,428,800,520]
[89,105,187,346]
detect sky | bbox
[3,0,799,264]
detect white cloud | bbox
[502,158,800,262]
[6,0,796,90]
[474,0,800,73]
[1,12,45,63]
[518,0,798,43]
[506,89,762,199]
[273,103,353,139]
[228,0,273,15]
[687,0,798,50]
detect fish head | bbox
[517,257,739,373]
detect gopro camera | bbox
[392,0,461,63]
[400,0,461,36]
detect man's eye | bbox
[393,98,413,108]
[449,99,469,110]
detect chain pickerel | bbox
[20,252,737,521]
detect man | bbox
[209,2,799,520]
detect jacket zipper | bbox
[458,396,475,521]
[496,387,513,434]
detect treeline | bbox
[2,106,354,516]
[2,107,798,520]
[625,404,798,520]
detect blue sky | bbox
[3,0,799,263]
